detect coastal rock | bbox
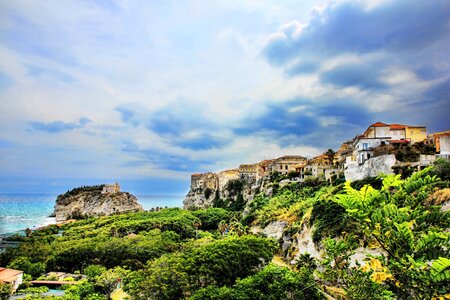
[54,185,143,222]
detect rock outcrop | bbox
[344,154,396,182]
[183,172,259,210]
[54,185,143,221]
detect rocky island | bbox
[53,183,143,221]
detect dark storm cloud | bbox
[263,0,449,66]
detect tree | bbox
[191,264,321,300]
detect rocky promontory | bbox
[54,184,143,221]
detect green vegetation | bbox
[1,163,449,299]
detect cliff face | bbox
[54,186,143,221]
[183,174,266,210]
[344,154,396,182]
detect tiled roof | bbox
[389,124,407,130]
[369,122,389,127]
[429,130,450,137]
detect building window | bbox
[285,165,288,170]
[363,143,368,150]
[367,153,371,159]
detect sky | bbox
[0,0,449,195]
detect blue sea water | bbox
[0,193,183,235]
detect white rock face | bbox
[349,247,388,268]
[262,221,287,240]
[54,189,143,222]
[345,154,396,182]
[293,225,321,262]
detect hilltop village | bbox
[184,122,450,208]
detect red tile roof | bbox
[389,124,407,130]
[369,122,389,127]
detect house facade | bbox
[270,155,308,175]
[429,130,450,157]
[350,122,427,165]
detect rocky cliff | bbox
[54,185,143,221]
[183,174,264,210]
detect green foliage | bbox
[432,157,450,181]
[2,208,198,273]
[191,264,321,300]
[17,286,49,295]
[62,281,103,300]
[335,168,450,298]
[310,199,355,244]
[0,283,12,300]
[56,185,105,206]
[7,256,46,279]
[124,235,277,299]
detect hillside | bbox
[0,161,449,299]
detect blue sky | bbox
[0,0,449,195]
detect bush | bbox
[431,158,450,181]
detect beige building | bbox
[0,267,23,292]
[218,169,240,190]
[190,173,218,190]
[102,182,120,194]
[364,122,427,144]
[270,155,307,174]
[306,154,335,178]
[351,122,427,165]
[257,159,275,180]
[239,163,259,177]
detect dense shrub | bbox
[124,235,277,299]
[192,208,232,230]
[191,264,321,300]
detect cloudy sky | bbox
[0,0,449,195]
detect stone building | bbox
[270,155,307,175]
[102,182,120,194]
[257,159,275,180]
[190,173,218,190]
[218,169,240,190]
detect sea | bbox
[0,193,184,236]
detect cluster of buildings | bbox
[190,122,450,189]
